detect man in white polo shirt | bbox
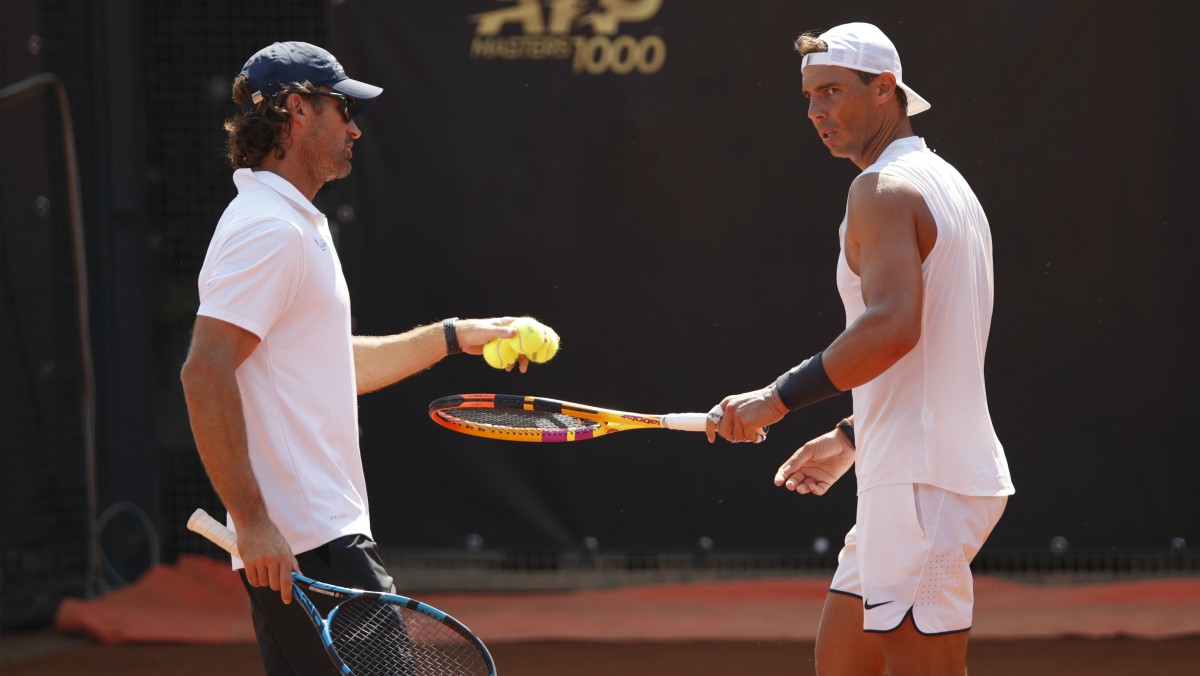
[704,23,1013,674]
[180,41,530,676]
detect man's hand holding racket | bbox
[235,515,300,605]
[189,509,496,675]
[705,384,786,444]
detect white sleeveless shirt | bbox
[837,137,1013,497]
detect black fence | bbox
[0,69,91,626]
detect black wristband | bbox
[836,419,856,448]
[443,318,462,355]
[774,351,842,411]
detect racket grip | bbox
[672,409,768,443]
[187,508,241,558]
[660,413,709,432]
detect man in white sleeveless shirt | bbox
[181,42,536,676]
[706,23,1013,675]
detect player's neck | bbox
[853,116,915,170]
[256,155,322,203]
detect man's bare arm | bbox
[823,172,933,389]
[353,317,523,394]
[180,316,298,603]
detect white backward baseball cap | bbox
[800,22,931,116]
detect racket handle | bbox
[672,408,768,443]
[660,412,709,432]
[188,508,241,559]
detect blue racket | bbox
[188,508,496,676]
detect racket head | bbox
[428,394,662,442]
[300,577,496,676]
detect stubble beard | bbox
[300,127,352,189]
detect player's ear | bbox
[285,92,306,117]
[876,72,898,105]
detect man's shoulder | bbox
[213,197,307,254]
[848,171,924,209]
[219,186,308,234]
[227,178,299,214]
[855,142,973,206]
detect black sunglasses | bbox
[307,90,355,123]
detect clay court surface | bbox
[6,635,1200,675]
[4,556,1198,674]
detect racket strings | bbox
[442,407,594,431]
[330,598,491,676]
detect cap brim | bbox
[898,82,930,116]
[332,78,382,102]
[331,78,383,118]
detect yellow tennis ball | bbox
[482,338,519,369]
[529,328,559,363]
[509,317,546,355]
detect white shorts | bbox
[829,483,1006,634]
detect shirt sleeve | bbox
[197,218,306,339]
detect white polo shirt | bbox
[197,169,371,566]
[837,137,1014,497]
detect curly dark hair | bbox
[793,31,908,113]
[223,74,328,168]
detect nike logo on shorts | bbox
[864,599,894,610]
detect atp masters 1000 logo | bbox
[469,0,666,75]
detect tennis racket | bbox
[187,509,496,676]
[428,393,763,442]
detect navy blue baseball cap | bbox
[239,41,382,117]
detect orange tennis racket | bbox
[428,394,713,442]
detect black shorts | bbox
[240,534,395,676]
